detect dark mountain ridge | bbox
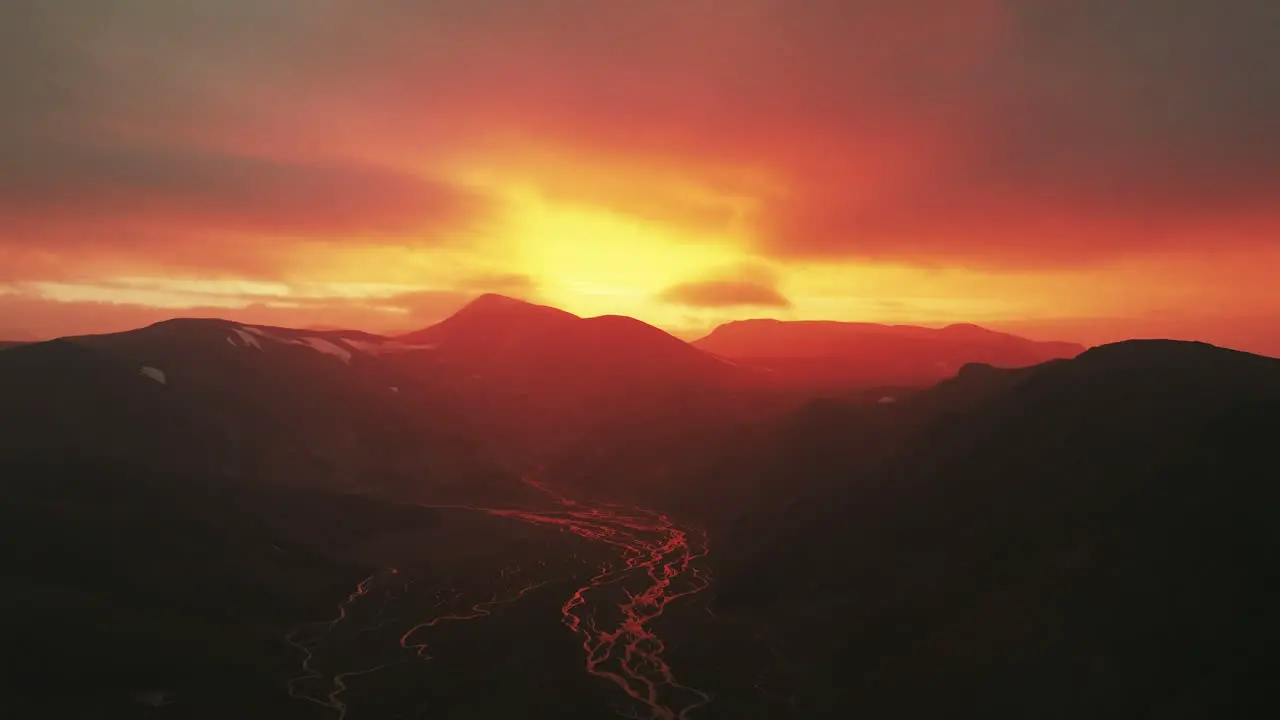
[708,339,1280,718]
[0,317,523,505]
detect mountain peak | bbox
[941,323,992,335]
[465,292,538,310]
[450,294,578,322]
[1074,338,1276,372]
[399,294,578,345]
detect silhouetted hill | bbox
[400,294,741,384]
[0,317,568,716]
[0,338,243,475]
[399,293,579,353]
[710,339,1280,717]
[0,303,774,506]
[393,295,769,468]
[0,319,529,505]
[694,318,1085,388]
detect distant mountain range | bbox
[0,295,1226,505]
[694,317,1086,388]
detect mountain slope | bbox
[710,340,1280,717]
[0,315,566,715]
[394,295,769,471]
[0,318,529,505]
[399,292,579,349]
[400,294,742,385]
[0,299,777,506]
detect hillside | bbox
[709,340,1280,717]
[393,294,772,470]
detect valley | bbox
[284,475,728,720]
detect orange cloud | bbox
[2,1,1277,345]
[659,280,792,309]
[8,2,1276,273]
[0,141,486,239]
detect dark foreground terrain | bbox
[2,298,1277,718]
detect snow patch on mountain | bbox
[235,325,344,362]
[239,326,277,341]
[230,328,264,350]
[227,325,433,364]
[297,337,352,364]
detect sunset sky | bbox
[2,1,1277,353]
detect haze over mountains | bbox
[2,294,1276,718]
[694,317,1086,388]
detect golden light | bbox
[487,183,750,322]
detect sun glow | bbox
[490,184,749,319]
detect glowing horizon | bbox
[2,2,1277,355]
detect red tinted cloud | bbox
[3,0,1277,275]
[0,287,474,340]
[0,140,485,238]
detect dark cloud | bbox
[0,140,485,238]
[752,0,1280,266]
[2,0,1277,271]
[659,280,792,309]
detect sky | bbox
[2,1,1278,353]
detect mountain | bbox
[0,325,517,717]
[400,292,579,348]
[0,298,771,503]
[401,293,742,385]
[4,298,1277,718]
[0,298,779,718]
[0,317,525,504]
[693,318,1085,389]
[708,339,1280,718]
[394,294,773,471]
